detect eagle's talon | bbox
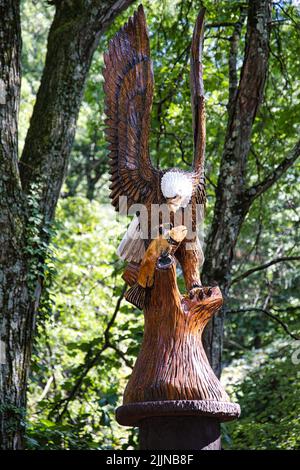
[198,289,204,300]
[188,286,204,301]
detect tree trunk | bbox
[0,0,30,449]
[0,0,134,450]
[202,0,272,376]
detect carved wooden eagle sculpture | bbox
[103,4,206,294]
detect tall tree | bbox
[0,0,134,450]
[202,0,300,375]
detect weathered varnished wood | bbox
[190,8,206,178]
[123,260,230,404]
[117,399,240,426]
[103,5,159,213]
[103,5,206,211]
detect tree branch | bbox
[203,0,272,287]
[231,256,300,285]
[245,140,300,204]
[109,344,133,369]
[228,7,247,111]
[206,21,237,29]
[0,0,21,180]
[227,307,300,340]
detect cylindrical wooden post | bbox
[116,257,240,449]
[139,416,221,450]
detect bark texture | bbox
[0,0,134,450]
[0,0,30,450]
[202,0,272,376]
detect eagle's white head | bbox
[161,170,193,213]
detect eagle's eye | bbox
[166,195,180,202]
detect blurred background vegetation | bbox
[20,0,299,449]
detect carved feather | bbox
[103,4,159,213]
[117,215,145,263]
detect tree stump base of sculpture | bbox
[116,259,240,450]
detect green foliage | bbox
[0,403,26,438]
[24,182,57,299]
[20,0,53,154]
[26,197,142,449]
[222,340,300,449]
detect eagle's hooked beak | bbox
[166,195,183,213]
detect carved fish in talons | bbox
[125,225,187,310]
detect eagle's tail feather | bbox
[125,283,145,310]
[117,216,145,263]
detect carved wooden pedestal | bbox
[116,257,240,450]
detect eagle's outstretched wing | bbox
[190,8,206,182]
[190,8,206,206]
[103,5,159,212]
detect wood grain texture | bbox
[190,8,206,178]
[123,259,230,404]
[122,261,140,286]
[103,5,160,212]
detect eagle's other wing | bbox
[190,8,206,182]
[103,5,158,212]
